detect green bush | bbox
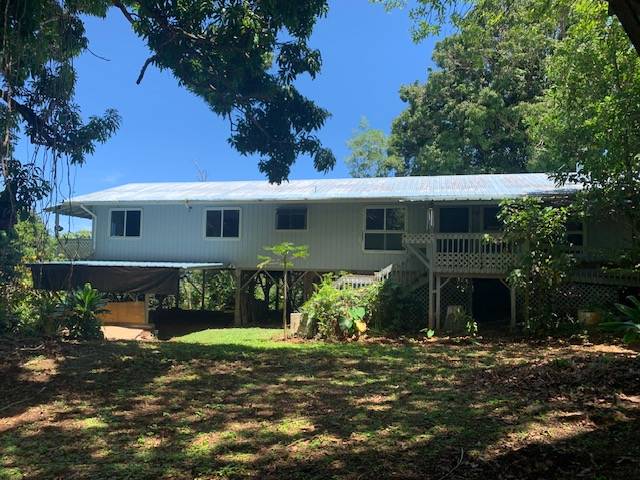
[301,275,377,340]
[301,276,424,340]
[59,284,107,340]
[370,281,422,334]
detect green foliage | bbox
[258,242,310,271]
[301,275,376,340]
[371,280,422,334]
[179,270,235,311]
[465,317,478,337]
[1,215,57,336]
[340,306,367,336]
[1,1,333,244]
[121,0,334,183]
[1,0,120,224]
[59,283,106,340]
[346,117,404,177]
[421,328,436,338]
[258,242,309,338]
[499,197,575,332]
[601,295,640,344]
[386,0,561,175]
[302,276,424,340]
[524,0,640,247]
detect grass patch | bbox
[1,328,638,479]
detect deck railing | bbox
[56,237,94,260]
[403,232,519,274]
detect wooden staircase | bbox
[334,257,428,291]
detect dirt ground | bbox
[1,331,639,479]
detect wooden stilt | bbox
[201,270,206,310]
[144,294,150,325]
[435,275,442,331]
[234,268,242,326]
[428,270,435,330]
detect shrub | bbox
[601,295,640,344]
[301,275,377,340]
[301,276,424,340]
[60,284,107,340]
[370,281,422,334]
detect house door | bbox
[472,279,510,326]
[439,207,470,233]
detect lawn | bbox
[1,329,639,479]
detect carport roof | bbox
[32,260,226,270]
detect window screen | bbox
[364,207,405,251]
[206,209,240,238]
[110,210,141,237]
[276,207,307,230]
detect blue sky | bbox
[20,0,441,203]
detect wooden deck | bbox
[403,232,519,275]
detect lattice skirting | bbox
[552,283,620,316]
[400,278,624,328]
[407,282,429,326]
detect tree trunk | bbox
[283,257,288,340]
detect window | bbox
[566,220,584,250]
[483,206,502,231]
[110,209,141,238]
[439,207,469,233]
[205,208,240,238]
[364,207,405,251]
[276,207,307,230]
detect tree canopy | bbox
[1,0,334,233]
[388,0,559,175]
[345,117,403,177]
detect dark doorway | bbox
[439,207,469,233]
[472,279,510,326]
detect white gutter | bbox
[79,204,97,253]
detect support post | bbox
[428,270,435,329]
[201,270,206,310]
[510,285,517,332]
[234,268,242,326]
[144,294,150,325]
[435,275,442,331]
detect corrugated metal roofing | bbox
[32,261,226,270]
[53,173,581,217]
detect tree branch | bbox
[0,89,64,147]
[136,55,157,84]
[112,0,136,25]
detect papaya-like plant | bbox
[600,295,640,344]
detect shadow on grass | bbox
[1,334,639,479]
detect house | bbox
[32,173,638,330]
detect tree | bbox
[387,0,561,175]
[376,0,640,52]
[1,0,120,228]
[499,197,575,332]
[524,0,640,248]
[258,242,309,339]
[1,0,335,234]
[346,117,403,177]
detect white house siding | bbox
[91,202,427,272]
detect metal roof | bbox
[31,261,226,270]
[52,173,581,217]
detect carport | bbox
[29,260,226,327]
